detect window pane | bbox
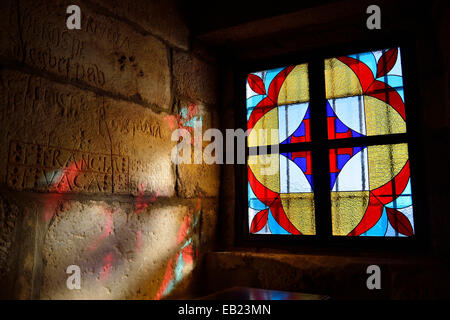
[248,151,315,235]
[325,48,406,139]
[247,64,310,147]
[279,103,311,144]
[329,143,414,237]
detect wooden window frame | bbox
[233,38,430,253]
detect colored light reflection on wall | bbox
[163,103,202,141]
[155,198,201,300]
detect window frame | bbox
[233,38,429,252]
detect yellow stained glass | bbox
[331,191,370,236]
[247,107,279,147]
[248,154,280,193]
[280,193,315,235]
[278,64,309,105]
[368,143,409,190]
[325,58,363,99]
[364,95,406,136]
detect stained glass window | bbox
[246,47,415,238]
[325,48,406,139]
[329,144,413,236]
[247,64,316,235]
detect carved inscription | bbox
[85,16,130,51]
[0,73,91,122]
[107,118,162,139]
[96,101,164,140]
[10,42,106,87]
[1,0,171,108]
[4,3,137,88]
[7,141,129,194]
[8,6,106,87]
[0,71,166,145]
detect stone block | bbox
[0,194,42,299]
[177,163,220,198]
[92,0,189,50]
[170,99,220,198]
[0,196,20,284]
[173,50,218,105]
[197,198,219,251]
[0,69,176,196]
[40,199,197,299]
[0,0,170,109]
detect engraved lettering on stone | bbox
[7,141,129,194]
[10,10,106,87]
[98,116,163,139]
[0,74,90,122]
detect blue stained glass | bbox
[248,183,268,210]
[337,154,351,170]
[385,179,413,209]
[267,209,290,234]
[362,208,388,236]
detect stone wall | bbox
[0,0,220,299]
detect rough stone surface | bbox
[0,196,19,280]
[177,163,220,199]
[173,50,218,105]
[0,0,220,301]
[92,0,189,50]
[173,99,221,198]
[0,69,176,197]
[0,0,220,300]
[202,251,450,299]
[0,0,171,110]
[197,198,219,252]
[40,199,201,299]
[0,194,44,299]
[0,193,214,299]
